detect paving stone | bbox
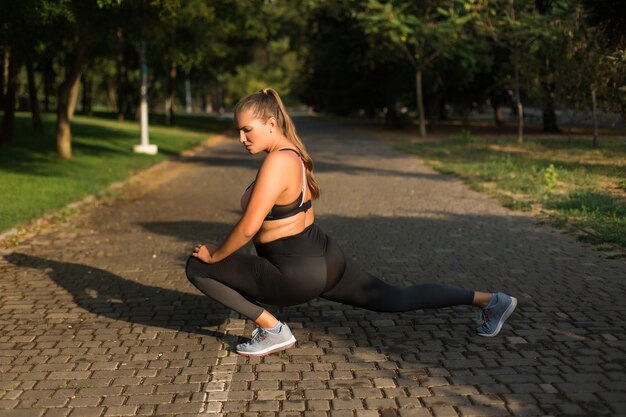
[0,410,45,417]
[43,409,71,417]
[102,406,137,416]
[248,401,280,412]
[67,408,105,417]
[398,409,431,417]
[331,399,364,410]
[306,400,330,411]
[456,405,509,417]
[365,398,397,409]
[257,391,286,401]
[2,119,626,417]
[156,402,202,414]
[281,400,306,411]
[430,407,458,417]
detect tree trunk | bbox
[106,77,116,111]
[541,100,559,133]
[82,75,92,116]
[42,57,53,113]
[429,92,444,131]
[165,66,177,126]
[493,104,506,126]
[591,86,598,148]
[26,56,44,133]
[513,50,524,143]
[185,71,192,113]
[416,70,426,137]
[116,53,127,121]
[490,93,507,126]
[1,48,8,104]
[68,73,81,119]
[0,49,19,147]
[56,44,85,160]
[384,89,399,128]
[540,59,560,133]
[203,93,213,113]
[216,82,224,114]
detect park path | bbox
[1,117,625,417]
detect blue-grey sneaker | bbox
[236,322,296,357]
[476,292,517,337]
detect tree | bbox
[482,0,547,143]
[582,0,626,127]
[150,0,238,125]
[45,1,116,159]
[534,0,564,133]
[300,2,411,122]
[0,0,48,145]
[356,0,484,136]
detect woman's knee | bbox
[185,256,202,282]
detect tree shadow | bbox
[181,147,454,182]
[2,252,242,345]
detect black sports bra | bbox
[241,148,312,221]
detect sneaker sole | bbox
[236,336,297,357]
[477,296,518,337]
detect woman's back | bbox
[243,148,315,244]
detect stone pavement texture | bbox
[1,118,625,417]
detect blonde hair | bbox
[235,88,321,199]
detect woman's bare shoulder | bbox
[260,149,300,171]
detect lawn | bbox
[0,112,232,233]
[370,126,626,251]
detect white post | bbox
[134,38,157,155]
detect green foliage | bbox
[545,190,626,246]
[222,37,302,106]
[355,0,486,72]
[582,0,626,48]
[96,0,123,7]
[542,163,558,190]
[450,129,473,144]
[502,198,533,211]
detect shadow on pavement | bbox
[182,151,452,182]
[3,253,240,343]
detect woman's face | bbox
[236,110,272,154]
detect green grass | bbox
[0,112,231,233]
[395,135,626,249]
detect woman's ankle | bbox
[473,291,494,309]
[255,310,279,328]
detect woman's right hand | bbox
[192,243,213,263]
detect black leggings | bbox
[185,224,474,321]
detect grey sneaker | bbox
[476,292,517,337]
[236,322,296,357]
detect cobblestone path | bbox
[1,118,625,417]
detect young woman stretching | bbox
[186,88,517,357]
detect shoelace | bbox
[475,308,493,325]
[244,327,267,346]
[481,309,494,323]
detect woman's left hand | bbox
[192,244,213,263]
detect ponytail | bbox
[235,88,321,199]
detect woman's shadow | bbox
[3,252,240,344]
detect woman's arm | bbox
[193,152,291,263]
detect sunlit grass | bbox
[395,135,626,249]
[0,112,231,233]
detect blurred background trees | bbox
[1,0,624,158]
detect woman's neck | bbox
[267,136,293,153]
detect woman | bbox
[186,88,517,357]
